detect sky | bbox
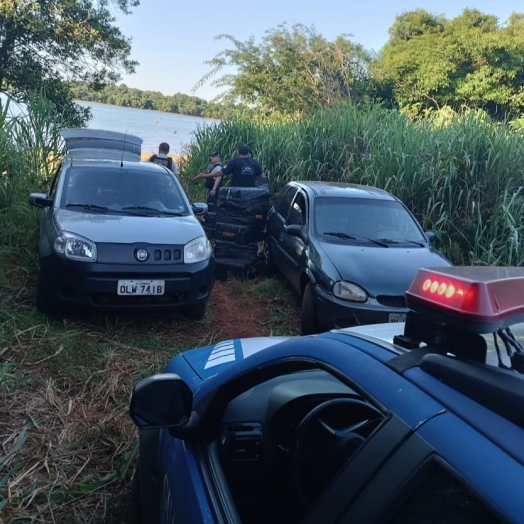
[113,0,524,101]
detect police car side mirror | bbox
[192,203,208,215]
[425,231,436,245]
[129,373,193,430]
[29,192,53,208]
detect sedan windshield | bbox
[314,197,426,244]
[60,166,189,215]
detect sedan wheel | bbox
[301,283,320,335]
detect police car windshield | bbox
[314,197,426,244]
[61,166,189,215]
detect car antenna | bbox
[121,131,127,168]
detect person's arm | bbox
[194,168,223,180]
[254,160,266,178]
[209,167,223,197]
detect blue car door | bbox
[158,429,216,524]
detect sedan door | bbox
[266,185,298,273]
[278,190,309,293]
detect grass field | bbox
[3,94,524,522]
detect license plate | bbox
[389,313,406,323]
[117,280,165,296]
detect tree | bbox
[195,23,376,115]
[373,9,524,120]
[0,0,139,126]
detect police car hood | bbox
[183,337,293,380]
[54,209,203,244]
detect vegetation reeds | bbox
[3,92,524,521]
[182,103,524,266]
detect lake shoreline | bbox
[76,100,218,155]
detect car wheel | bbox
[187,301,207,320]
[261,241,277,276]
[36,269,55,314]
[301,283,320,335]
[126,429,160,524]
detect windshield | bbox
[60,165,190,215]
[314,197,426,244]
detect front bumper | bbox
[314,284,408,330]
[40,253,215,311]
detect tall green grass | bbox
[181,104,524,266]
[0,94,64,277]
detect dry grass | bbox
[0,263,300,523]
[0,271,223,523]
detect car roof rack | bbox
[60,128,143,162]
[386,266,524,429]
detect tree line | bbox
[1,2,523,126]
[69,81,236,120]
[199,10,524,122]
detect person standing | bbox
[149,142,179,179]
[194,145,266,187]
[204,151,223,204]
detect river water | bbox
[76,101,218,155]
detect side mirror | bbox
[286,224,308,243]
[29,193,53,208]
[192,203,208,215]
[129,373,193,430]
[425,231,436,245]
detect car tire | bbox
[301,283,320,335]
[262,241,277,276]
[187,301,207,320]
[126,429,160,524]
[36,269,55,314]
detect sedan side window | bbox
[275,186,298,219]
[287,193,306,226]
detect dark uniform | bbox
[204,162,223,204]
[222,157,264,187]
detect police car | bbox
[128,266,524,523]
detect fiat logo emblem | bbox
[135,249,149,262]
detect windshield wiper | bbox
[323,231,391,247]
[121,206,185,216]
[323,231,357,239]
[66,203,111,212]
[395,239,426,247]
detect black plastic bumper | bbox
[40,253,215,311]
[314,284,408,330]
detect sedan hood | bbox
[319,241,451,296]
[183,337,292,380]
[54,209,204,244]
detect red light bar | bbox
[405,267,524,333]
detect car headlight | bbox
[184,235,212,264]
[54,232,97,262]
[333,281,367,302]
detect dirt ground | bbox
[209,280,272,339]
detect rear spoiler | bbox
[60,128,143,162]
